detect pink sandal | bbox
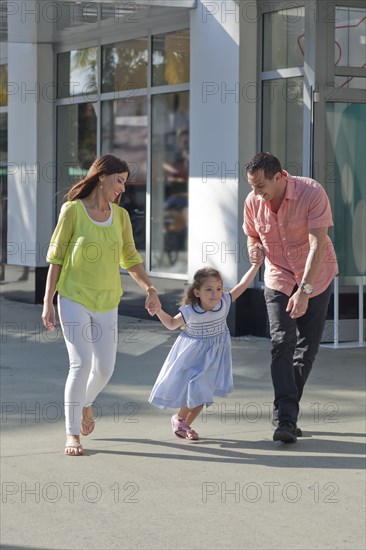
[171,414,199,441]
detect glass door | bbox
[325,102,366,280]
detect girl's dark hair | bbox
[246,152,282,180]
[67,154,130,203]
[181,268,223,306]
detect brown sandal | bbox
[80,417,95,436]
[64,443,84,456]
[81,406,95,436]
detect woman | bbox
[42,154,160,456]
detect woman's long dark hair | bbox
[67,154,130,203]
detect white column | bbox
[7,1,54,268]
[188,0,257,287]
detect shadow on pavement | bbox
[87,435,366,469]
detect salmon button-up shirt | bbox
[243,172,338,297]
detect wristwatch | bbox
[300,282,313,295]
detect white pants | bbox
[58,296,118,435]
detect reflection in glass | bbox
[0,113,7,162]
[0,65,8,106]
[57,47,98,98]
[263,8,305,71]
[101,98,148,258]
[102,38,148,93]
[262,77,303,173]
[335,7,366,72]
[0,113,7,272]
[151,92,189,273]
[152,30,190,86]
[335,76,366,90]
[326,102,366,277]
[56,104,97,213]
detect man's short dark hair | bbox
[246,153,282,180]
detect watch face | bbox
[302,283,313,295]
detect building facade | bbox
[0,0,365,340]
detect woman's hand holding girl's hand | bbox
[149,304,162,316]
[145,287,161,317]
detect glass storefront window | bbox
[263,7,305,71]
[326,102,366,278]
[56,29,190,275]
[152,30,190,86]
[151,91,189,273]
[0,65,8,106]
[56,103,97,212]
[102,38,148,93]
[262,77,303,173]
[57,47,98,99]
[335,76,366,90]
[335,7,366,68]
[101,98,148,258]
[0,113,7,271]
[0,113,6,162]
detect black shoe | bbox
[272,409,302,437]
[273,425,302,437]
[273,423,297,443]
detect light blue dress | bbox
[149,292,234,409]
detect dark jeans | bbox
[264,283,332,425]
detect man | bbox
[243,153,338,443]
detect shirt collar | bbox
[192,299,223,314]
[283,170,298,200]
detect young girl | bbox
[149,261,261,440]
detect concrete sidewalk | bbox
[0,297,365,550]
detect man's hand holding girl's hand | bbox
[249,242,264,265]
